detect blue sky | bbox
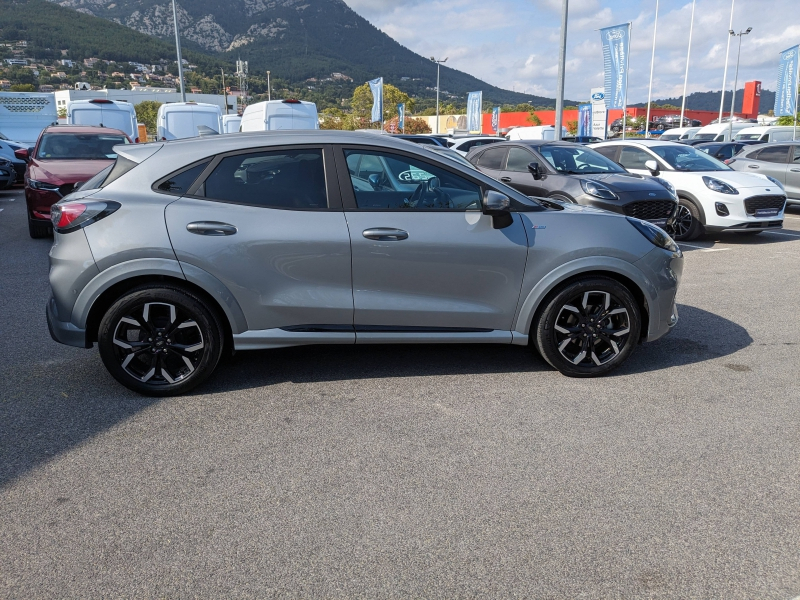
[343,0,799,103]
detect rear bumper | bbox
[46,296,90,348]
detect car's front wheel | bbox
[670,198,703,241]
[533,277,641,377]
[98,285,224,396]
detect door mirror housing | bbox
[482,190,513,229]
[527,161,542,180]
[645,159,660,176]
[368,174,381,189]
[14,148,29,162]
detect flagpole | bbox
[680,0,696,129]
[718,0,735,123]
[645,0,659,138]
[622,22,631,141]
[795,54,800,141]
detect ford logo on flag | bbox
[783,50,796,60]
[591,92,605,101]
[607,29,625,40]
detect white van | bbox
[692,122,754,142]
[0,92,58,145]
[157,102,223,140]
[734,125,797,143]
[67,99,138,141]
[659,127,701,141]
[240,99,319,131]
[222,114,242,134]
[506,125,568,141]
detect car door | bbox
[471,146,508,181]
[742,145,791,184]
[164,145,354,333]
[335,145,528,334]
[786,146,800,199]
[499,146,549,197]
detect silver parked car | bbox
[46,131,683,395]
[728,142,800,206]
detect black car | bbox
[656,115,702,128]
[693,141,760,163]
[466,141,678,226]
[393,134,450,147]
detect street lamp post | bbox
[718,0,736,123]
[728,27,752,141]
[679,0,696,129]
[430,57,447,134]
[171,0,186,102]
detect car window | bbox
[794,146,800,163]
[617,146,653,170]
[36,133,129,160]
[717,145,737,160]
[593,146,618,161]
[505,147,535,172]
[470,138,501,149]
[200,149,327,209]
[343,149,482,210]
[157,160,211,194]
[540,145,626,174]
[754,146,790,164]
[650,145,729,171]
[477,147,507,170]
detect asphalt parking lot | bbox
[1,185,799,598]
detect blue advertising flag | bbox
[774,46,799,117]
[397,103,405,131]
[491,107,501,133]
[578,104,592,137]
[600,24,631,109]
[368,77,383,123]
[467,91,483,134]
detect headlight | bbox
[28,179,61,192]
[702,176,738,195]
[580,179,618,200]
[626,217,679,253]
[652,176,677,199]
[763,175,785,191]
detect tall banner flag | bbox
[368,77,383,123]
[467,91,483,134]
[491,107,501,134]
[590,87,608,139]
[577,104,592,137]
[600,24,631,109]
[397,103,405,131]
[774,46,799,116]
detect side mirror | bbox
[14,148,29,162]
[368,174,381,189]
[482,190,513,229]
[527,161,542,180]
[73,181,85,191]
[426,176,441,191]
[645,159,660,176]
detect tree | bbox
[566,120,578,135]
[527,110,542,125]
[351,82,413,123]
[384,116,431,134]
[134,100,162,135]
[776,114,799,126]
[11,84,36,92]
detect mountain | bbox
[631,88,776,114]
[43,0,574,106]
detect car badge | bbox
[648,193,656,197]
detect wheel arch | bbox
[677,190,707,225]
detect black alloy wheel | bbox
[669,198,703,241]
[534,277,641,377]
[98,286,223,396]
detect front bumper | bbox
[46,296,90,348]
[634,246,683,342]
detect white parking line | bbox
[761,230,800,238]
[679,243,730,252]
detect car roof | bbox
[592,139,684,148]
[42,124,128,136]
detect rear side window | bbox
[201,149,327,209]
[477,147,507,170]
[754,146,790,164]
[156,160,210,194]
[593,146,618,161]
[505,147,535,172]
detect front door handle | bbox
[500,177,512,182]
[791,168,800,172]
[186,221,238,236]
[362,228,408,241]
[748,165,759,169]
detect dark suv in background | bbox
[466,141,679,227]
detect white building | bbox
[54,87,237,115]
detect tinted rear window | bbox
[156,160,211,194]
[754,146,790,163]
[477,147,507,170]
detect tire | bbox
[533,277,641,377]
[28,214,52,239]
[670,198,703,241]
[97,285,224,396]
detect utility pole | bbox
[645,0,659,138]
[267,70,271,101]
[221,68,228,114]
[171,0,186,102]
[679,0,696,129]
[554,0,569,141]
[431,56,447,134]
[718,0,736,123]
[728,27,752,141]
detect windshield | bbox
[735,133,763,140]
[36,133,129,160]
[651,145,730,171]
[0,132,9,141]
[539,144,626,174]
[423,146,477,169]
[693,133,717,140]
[659,134,680,140]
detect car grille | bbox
[623,200,676,221]
[12,162,25,182]
[58,183,75,196]
[744,195,786,215]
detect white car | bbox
[590,140,787,240]
[446,136,503,156]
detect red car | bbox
[16,125,131,238]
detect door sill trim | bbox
[234,328,513,349]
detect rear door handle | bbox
[748,165,759,169]
[362,228,408,241]
[500,177,512,182]
[186,221,238,236]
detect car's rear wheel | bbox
[98,286,224,396]
[670,198,703,241]
[28,214,51,239]
[533,277,641,377]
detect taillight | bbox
[51,200,120,234]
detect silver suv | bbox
[46,131,683,395]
